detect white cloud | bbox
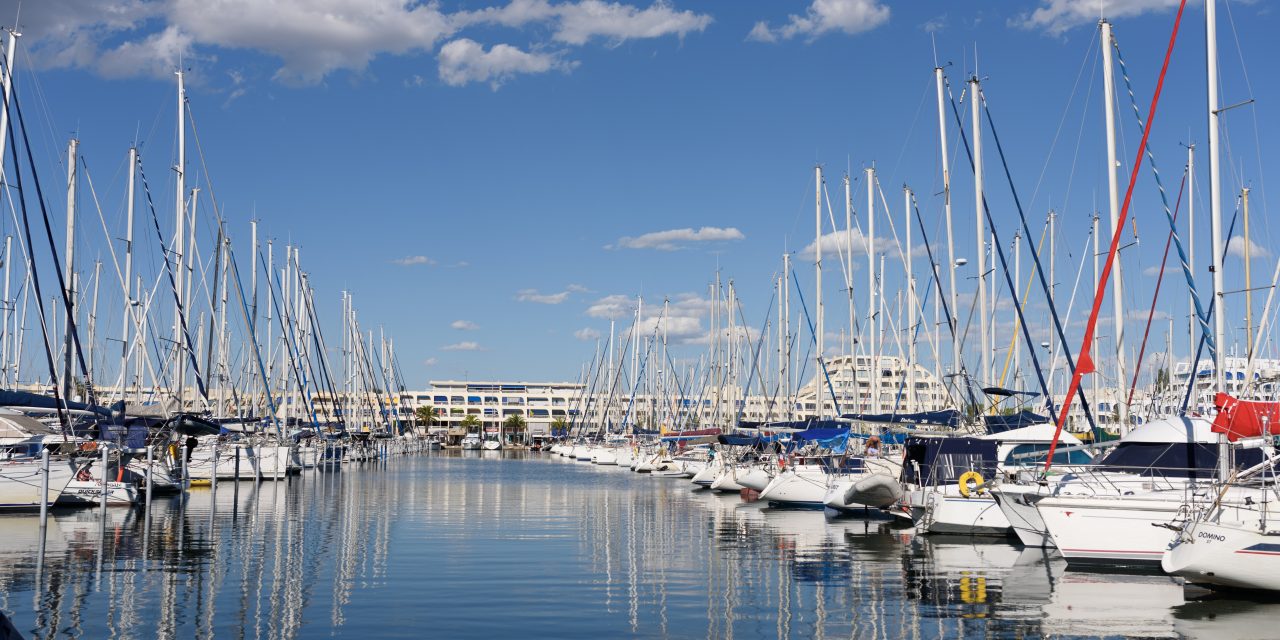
[392,255,435,266]
[438,38,575,88]
[451,320,479,331]
[517,288,572,304]
[1126,309,1169,322]
[1012,0,1181,36]
[18,0,709,85]
[1142,265,1162,277]
[423,357,439,366]
[610,226,745,251]
[574,327,602,341]
[442,341,483,351]
[566,283,592,293]
[552,0,712,45]
[799,228,899,262]
[748,0,890,43]
[586,294,635,318]
[583,291,718,345]
[1228,235,1270,260]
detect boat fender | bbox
[957,471,986,498]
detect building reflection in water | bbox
[0,453,1276,638]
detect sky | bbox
[0,0,1275,394]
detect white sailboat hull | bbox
[1163,521,1280,591]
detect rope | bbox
[1126,171,1187,408]
[1112,31,1215,363]
[1046,0,1189,471]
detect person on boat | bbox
[865,436,881,457]
[185,436,198,463]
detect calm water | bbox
[1,451,1277,639]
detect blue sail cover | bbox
[840,410,960,428]
[0,390,112,417]
[791,427,850,454]
[982,410,1050,434]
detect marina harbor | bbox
[0,0,1278,638]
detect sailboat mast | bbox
[1187,144,1196,373]
[905,186,916,411]
[971,77,990,389]
[122,147,136,403]
[936,66,961,378]
[173,70,187,411]
[63,138,78,400]
[814,165,823,419]
[1206,0,1226,397]
[865,167,876,384]
[1101,20,1130,432]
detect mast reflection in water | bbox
[0,452,1275,638]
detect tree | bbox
[415,405,436,426]
[503,414,527,431]
[1155,367,1170,393]
[460,415,481,430]
[550,417,567,434]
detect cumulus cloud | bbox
[799,228,903,262]
[16,0,711,85]
[1126,309,1170,322]
[438,38,575,88]
[517,288,572,304]
[1012,0,1181,36]
[583,291,718,345]
[586,294,636,319]
[442,341,483,351]
[451,320,479,331]
[609,226,745,251]
[392,255,435,266]
[552,0,712,45]
[748,0,890,43]
[1228,235,1270,260]
[574,327,602,341]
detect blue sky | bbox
[3,0,1276,393]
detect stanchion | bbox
[39,448,50,525]
[99,444,109,512]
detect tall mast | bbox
[1013,229,1021,390]
[1243,187,1252,357]
[62,138,78,400]
[845,173,855,364]
[1101,20,1130,432]
[173,70,187,410]
[121,148,136,403]
[905,186,916,411]
[1206,0,1226,398]
[1186,144,1196,373]
[814,165,823,419]
[783,253,791,419]
[971,77,990,389]
[936,66,960,377]
[865,167,876,382]
[1092,213,1101,429]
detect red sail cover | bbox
[1212,393,1280,441]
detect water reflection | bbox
[0,451,1268,638]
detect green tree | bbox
[415,405,436,426]
[503,414,527,431]
[460,415,481,430]
[550,417,567,433]
[1155,368,1170,392]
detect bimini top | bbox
[1116,416,1215,444]
[979,422,1082,445]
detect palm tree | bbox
[460,414,481,433]
[503,414,526,445]
[415,405,436,427]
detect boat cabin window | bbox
[1005,443,1093,466]
[1096,442,1263,478]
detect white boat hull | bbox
[1164,521,1280,591]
